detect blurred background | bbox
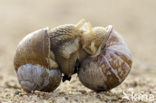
[0,0,156,102]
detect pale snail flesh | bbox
[14,19,132,92]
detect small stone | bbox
[64,96,68,100]
[51,98,55,103]
[74,98,78,102]
[14,90,20,95]
[19,93,24,96]
[78,90,87,94]
[96,94,101,99]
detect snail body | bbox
[14,20,132,92]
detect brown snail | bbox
[14,19,132,92]
[78,23,132,92]
[14,23,84,92]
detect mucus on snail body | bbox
[14,19,132,92]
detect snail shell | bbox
[14,24,84,92]
[14,28,62,92]
[78,26,132,92]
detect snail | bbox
[78,23,132,92]
[14,22,84,92]
[14,19,132,92]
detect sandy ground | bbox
[0,0,156,103]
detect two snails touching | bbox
[14,19,132,92]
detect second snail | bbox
[14,19,132,92]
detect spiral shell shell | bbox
[14,24,84,92]
[78,28,132,91]
[14,28,62,92]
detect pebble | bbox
[14,90,20,95]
